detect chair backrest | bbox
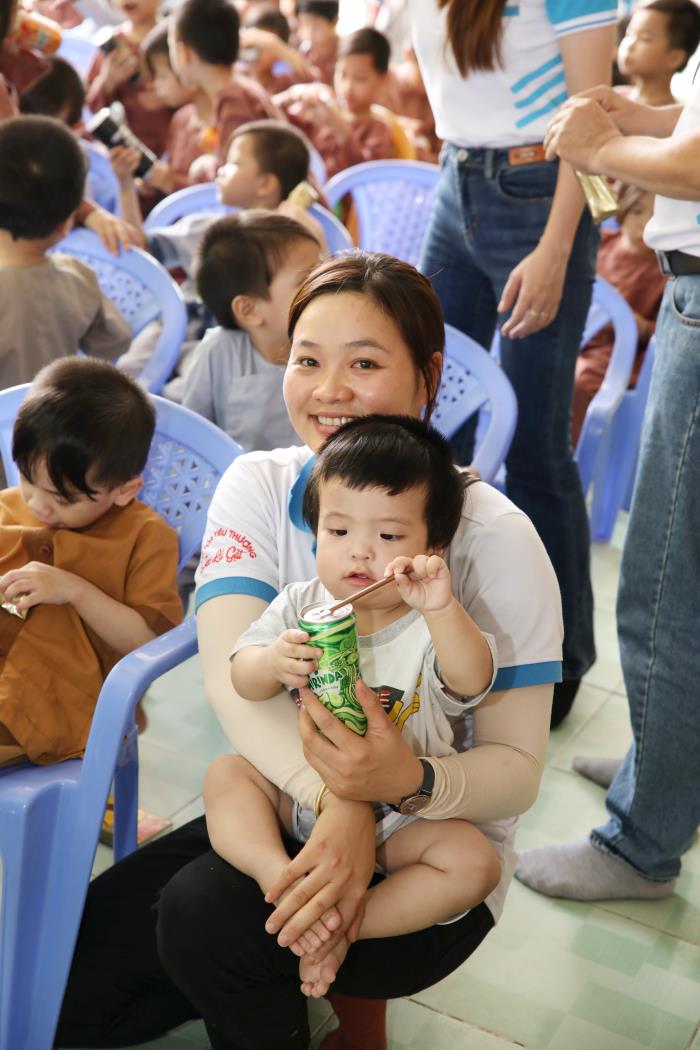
[433,324,518,482]
[83,142,121,216]
[323,159,440,266]
[574,276,639,493]
[53,228,187,394]
[143,182,353,254]
[56,33,99,79]
[0,385,240,573]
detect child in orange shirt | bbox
[0,356,182,766]
[274,26,395,179]
[86,0,175,159]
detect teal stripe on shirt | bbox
[515,90,568,128]
[511,54,562,94]
[492,661,562,691]
[195,576,278,611]
[545,0,616,27]
[514,71,566,109]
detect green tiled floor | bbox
[87,518,700,1049]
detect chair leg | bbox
[113,727,139,862]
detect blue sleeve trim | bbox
[195,576,278,611]
[288,454,316,533]
[546,0,616,26]
[492,661,562,691]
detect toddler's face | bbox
[19,460,130,530]
[254,236,322,359]
[216,134,270,207]
[314,478,431,609]
[334,53,384,115]
[617,9,681,79]
[149,52,194,108]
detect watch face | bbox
[399,794,431,816]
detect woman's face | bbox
[283,291,439,451]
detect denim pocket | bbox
[669,275,700,328]
[495,161,557,203]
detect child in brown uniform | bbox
[0,357,183,766]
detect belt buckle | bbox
[507,144,545,166]
[657,251,673,277]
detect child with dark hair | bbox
[617,0,700,106]
[0,356,182,766]
[274,25,395,178]
[295,0,339,85]
[240,5,313,94]
[0,115,131,390]
[109,21,208,223]
[182,209,320,450]
[146,119,322,279]
[169,0,281,171]
[571,185,666,444]
[85,0,176,159]
[18,54,85,127]
[205,414,499,996]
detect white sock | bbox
[514,840,676,901]
[572,755,622,789]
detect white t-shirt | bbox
[408,0,617,148]
[644,75,700,257]
[195,445,563,923]
[182,327,301,454]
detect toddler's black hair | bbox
[13,358,155,501]
[303,415,465,550]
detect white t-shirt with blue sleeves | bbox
[195,445,563,692]
[408,0,617,149]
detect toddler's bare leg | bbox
[361,819,501,938]
[203,754,292,895]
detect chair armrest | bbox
[81,616,198,777]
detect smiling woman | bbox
[57,251,563,1050]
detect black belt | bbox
[657,250,700,276]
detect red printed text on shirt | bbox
[200,527,257,570]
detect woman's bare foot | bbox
[299,936,350,998]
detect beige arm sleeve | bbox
[422,684,553,822]
[197,594,322,809]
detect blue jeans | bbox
[592,277,700,880]
[420,143,598,680]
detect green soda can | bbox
[298,601,366,735]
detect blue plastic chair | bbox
[53,228,188,393]
[433,324,518,483]
[586,335,656,541]
[323,159,440,267]
[0,385,240,1050]
[143,182,354,254]
[56,33,99,79]
[574,277,639,495]
[83,141,121,216]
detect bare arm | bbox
[231,628,323,701]
[197,594,324,808]
[0,563,154,653]
[499,24,615,338]
[545,94,700,199]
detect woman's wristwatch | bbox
[390,758,435,816]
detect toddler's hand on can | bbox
[268,629,323,690]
